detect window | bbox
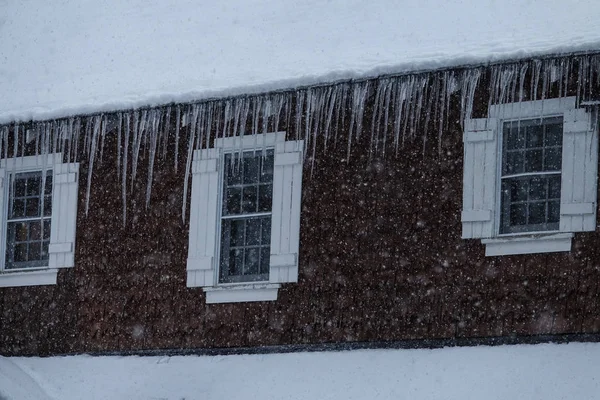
[0,154,79,287]
[461,97,598,256]
[219,150,273,283]
[500,117,563,234]
[6,170,53,270]
[186,132,304,304]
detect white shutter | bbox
[48,162,79,268]
[187,148,221,287]
[462,118,498,239]
[560,108,598,232]
[0,169,5,241]
[270,139,304,284]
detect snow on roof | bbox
[1,343,599,400]
[1,0,600,124]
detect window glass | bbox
[500,117,562,234]
[219,150,274,283]
[6,171,52,269]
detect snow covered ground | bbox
[1,0,600,123]
[1,342,599,400]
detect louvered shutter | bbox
[48,162,79,268]
[0,169,5,236]
[187,148,221,287]
[269,140,304,283]
[559,108,598,232]
[462,118,499,239]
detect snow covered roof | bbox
[1,0,600,124]
[1,343,599,400]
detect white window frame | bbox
[0,153,79,287]
[462,96,598,256]
[186,132,304,303]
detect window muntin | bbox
[219,150,274,283]
[500,117,562,234]
[5,171,52,270]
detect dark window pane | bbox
[549,176,561,199]
[43,221,51,240]
[544,148,562,171]
[258,184,273,212]
[29,242,41,261]
[15,222,28,242]
[526,124,543,148]
[528,202,546,225]
[510,179,528,202]
[505,152,524,174]
[26,176,41,196]
[245,218,261,246]
[244,248,259,276]
[229,219,245,247]
[44,175,53,195]
[224,187,241,215]
[524,149,543,172]
[260,248,270,275]
[42,242,49,259]
[15,178,26,197]
[43,195,52,216]
[29,221,41,241]
[242,186,258,214]
[544,122,563,146]
[528,178,546,201]
[548,201,560,223]
[12,199,25,218]
[505,125,525,150]
[26,198,40,217]
[243,156,259,184]
[225,161,242,186]
[260,155,274,183]
[229,249,243,276]
[261,218,271,245]
[14,243,27,262]
[510,204,527,226]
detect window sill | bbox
[0,268,58,288]
[481,233,573,256]
[203,283,280,304]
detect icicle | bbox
[303,89,313,160]
[273,93,285,132]
[85,115,102,215]
[99,114,107,163]
[231,98,242,141]
[252,96,261,137]
[174,106,181,172]
[13,125,19,162]
[223,99,232,140]
[347,81,369,159]
[323,85,338,150]
[459,68,481,127]
[309,88,326,173]
[116,113,122,181]
[160,106,171,159]
[1,125,7,160]
[181,105,199,221]
[295,90,305,142]
[122,113,130,225]
[146,109,160,207]
[131,110,146,192]
[370,80,384,156]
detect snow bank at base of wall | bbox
[1,342,599,400]
[1,0,600,123]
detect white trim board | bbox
[204,284,280,304]
[0,269,58,287]
[482,233,573,256]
